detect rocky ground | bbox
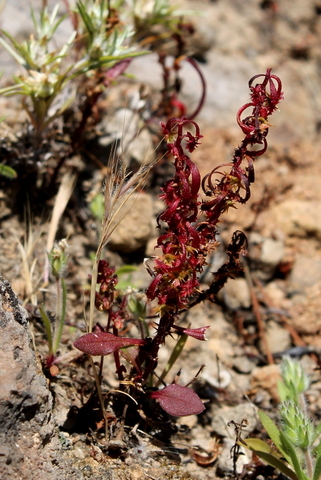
[1,0,321,479]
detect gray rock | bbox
[211,402,258,438]
[268,200,321,239]
[289,282,321,335]
[249,232,285,280]
[216,438,251,476]
[99,108,155,167]
[0,275,81,480]
[220,277,251,310]
[290,255,321,290]
[259,320,291,355]
[232,356,256,374]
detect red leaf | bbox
[149,384,205,417]
[172,324,211,341]
[74,332,145,356]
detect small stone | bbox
[220,277,251,310]
[99,107,155,166]
[211,403,258,438]
[259,320,291,355]
[289,282,321,334]
[249,232,285,280]
[109,193,154,253]
[263,281,286,306]
[145,236,163,258]
[267,200,321,239]
[249,232,284,266]
[250,364,281,402]
[217,439,251,476]
[290,255,321,290]
[207,337,235,365]
[232,356,255,374]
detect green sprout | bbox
[0,5,76,138]
[242,357,321,480]
[40,239,69,367]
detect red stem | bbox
[186,57,207,120]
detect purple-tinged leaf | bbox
[104,59,131,86]
[149,384,205,417]
[119,345,142,373]
[172,324,210,341]
[74,332,145,356]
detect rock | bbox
[145,236,163,258]
[216,438,251,476]
[108,193,154,253]
[248,232,285,280]
[259,320,291,355]
[211,403,258,438]
[266,200,321,239]
[289,255,321,290]
[206,337,236,366]
[220,277,251,310]
[250,364,281,402]
[289,282,321,335]
[232,356,256,374]
[263,281,287,306]
[99,107,155,167]
[0,275,80,480]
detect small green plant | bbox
[243,357,321,480]
[40,239,69,368]
[0,2,144,140]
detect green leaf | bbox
[279,430,307,480]
[313,454,321,480]
[0,35,28,68]
[39,306,53,356]
[53,277,67,354]
[258,411,291,463]
[242,438,299,480]
[0,164,17,179]
[157,333,189,385]
[76,0,94,40]
[254,452,299,480]
[116,265,138,275]
[278,379,292,402]
[243,438,284,458]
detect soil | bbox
[1,1,321,479]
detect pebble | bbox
[248,232,285,280]
[289,282,321,335]
[99,108,155,166]
[109,192,154,253]
[267,200,321,239]
[232,356,255,374]
[220,277,252,310]
[211,402,258,438]
[259,320,291,355]
[289,254,321,290]
[216,438,252,476]
[250,364,281,402]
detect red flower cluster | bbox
[146,117,204,313]
[94,260,118,312]
[74,69,283,416]
[147,69,283,315]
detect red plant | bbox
[74,69,283,418]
